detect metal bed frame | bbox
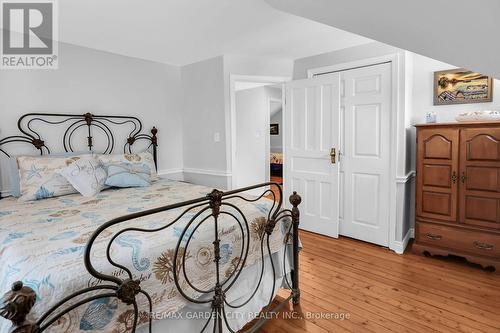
[0,113,301,333]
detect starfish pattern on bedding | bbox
[26,164,45,180]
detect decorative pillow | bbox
[57,157,107,197]
[105,162,151,188]
[7,152,90,198]
[97,151,158,181]
[17,155,90,201]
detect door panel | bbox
[352,173,380,226]
[416,128,459,222]
[352,104,381,157]
[340,62,391,246]
[459,128,500,229]
[284,74,341,237]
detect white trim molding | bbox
[183,168,232,189]
[183,168,232,177]
[307,55,398,78]
[396,170,416,184]
[227,74,290,190]
[392,228,414,254]
[158,168,184,181]
[158,168,184,175]
[0,189,12,197]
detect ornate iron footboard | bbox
[0,113,301,332]
[0,184,301,333]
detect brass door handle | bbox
[473,241,494,251]
[425,233,442,241]
[460,172,467,183]
[330,148,336,164]
[451,171,457,184]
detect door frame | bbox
[227,74,290,190]
[267,97,283,183]
[307,53,410,254]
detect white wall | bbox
[0,42,183,194]
[410,53,500,124]
[0,49,295,193]
[407,53,500,183]
[294,42,400,79]
[180,54,293,189]
[181,56,229,188]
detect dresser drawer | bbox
[416,222,500,258]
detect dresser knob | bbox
[473,241,494,251]
[460,172,467,184]
[425,233,442,240]
[451,171,457,184]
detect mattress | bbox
[0,179,291,333]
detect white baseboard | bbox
[183,168,232,189]
[0,189,12,197]
[391,228,414,255]
[158,168,184,181]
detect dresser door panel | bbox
[460,128,500,229]
[422,164,452,188]
[417,128,459,221]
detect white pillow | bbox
[57,157,107,197]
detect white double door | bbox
[284,62,392,246]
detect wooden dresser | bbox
[414,121,500,271]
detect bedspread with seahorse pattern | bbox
[0,179,289,332]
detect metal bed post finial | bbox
[289,191,302,305]
[207,189,224,333]
[151,127,158,171]
[84,112,94,150]
[0,282,38,333]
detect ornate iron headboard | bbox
[0,112,158,167]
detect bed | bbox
[269,153,283,178]
[0,113,302,333]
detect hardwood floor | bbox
[258,231,500,333]
[266,176,283,202]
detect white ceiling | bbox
[266,0,500,78]
[58,0,371,66]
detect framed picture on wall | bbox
[434,68,493,105]
[270,123,279,135]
